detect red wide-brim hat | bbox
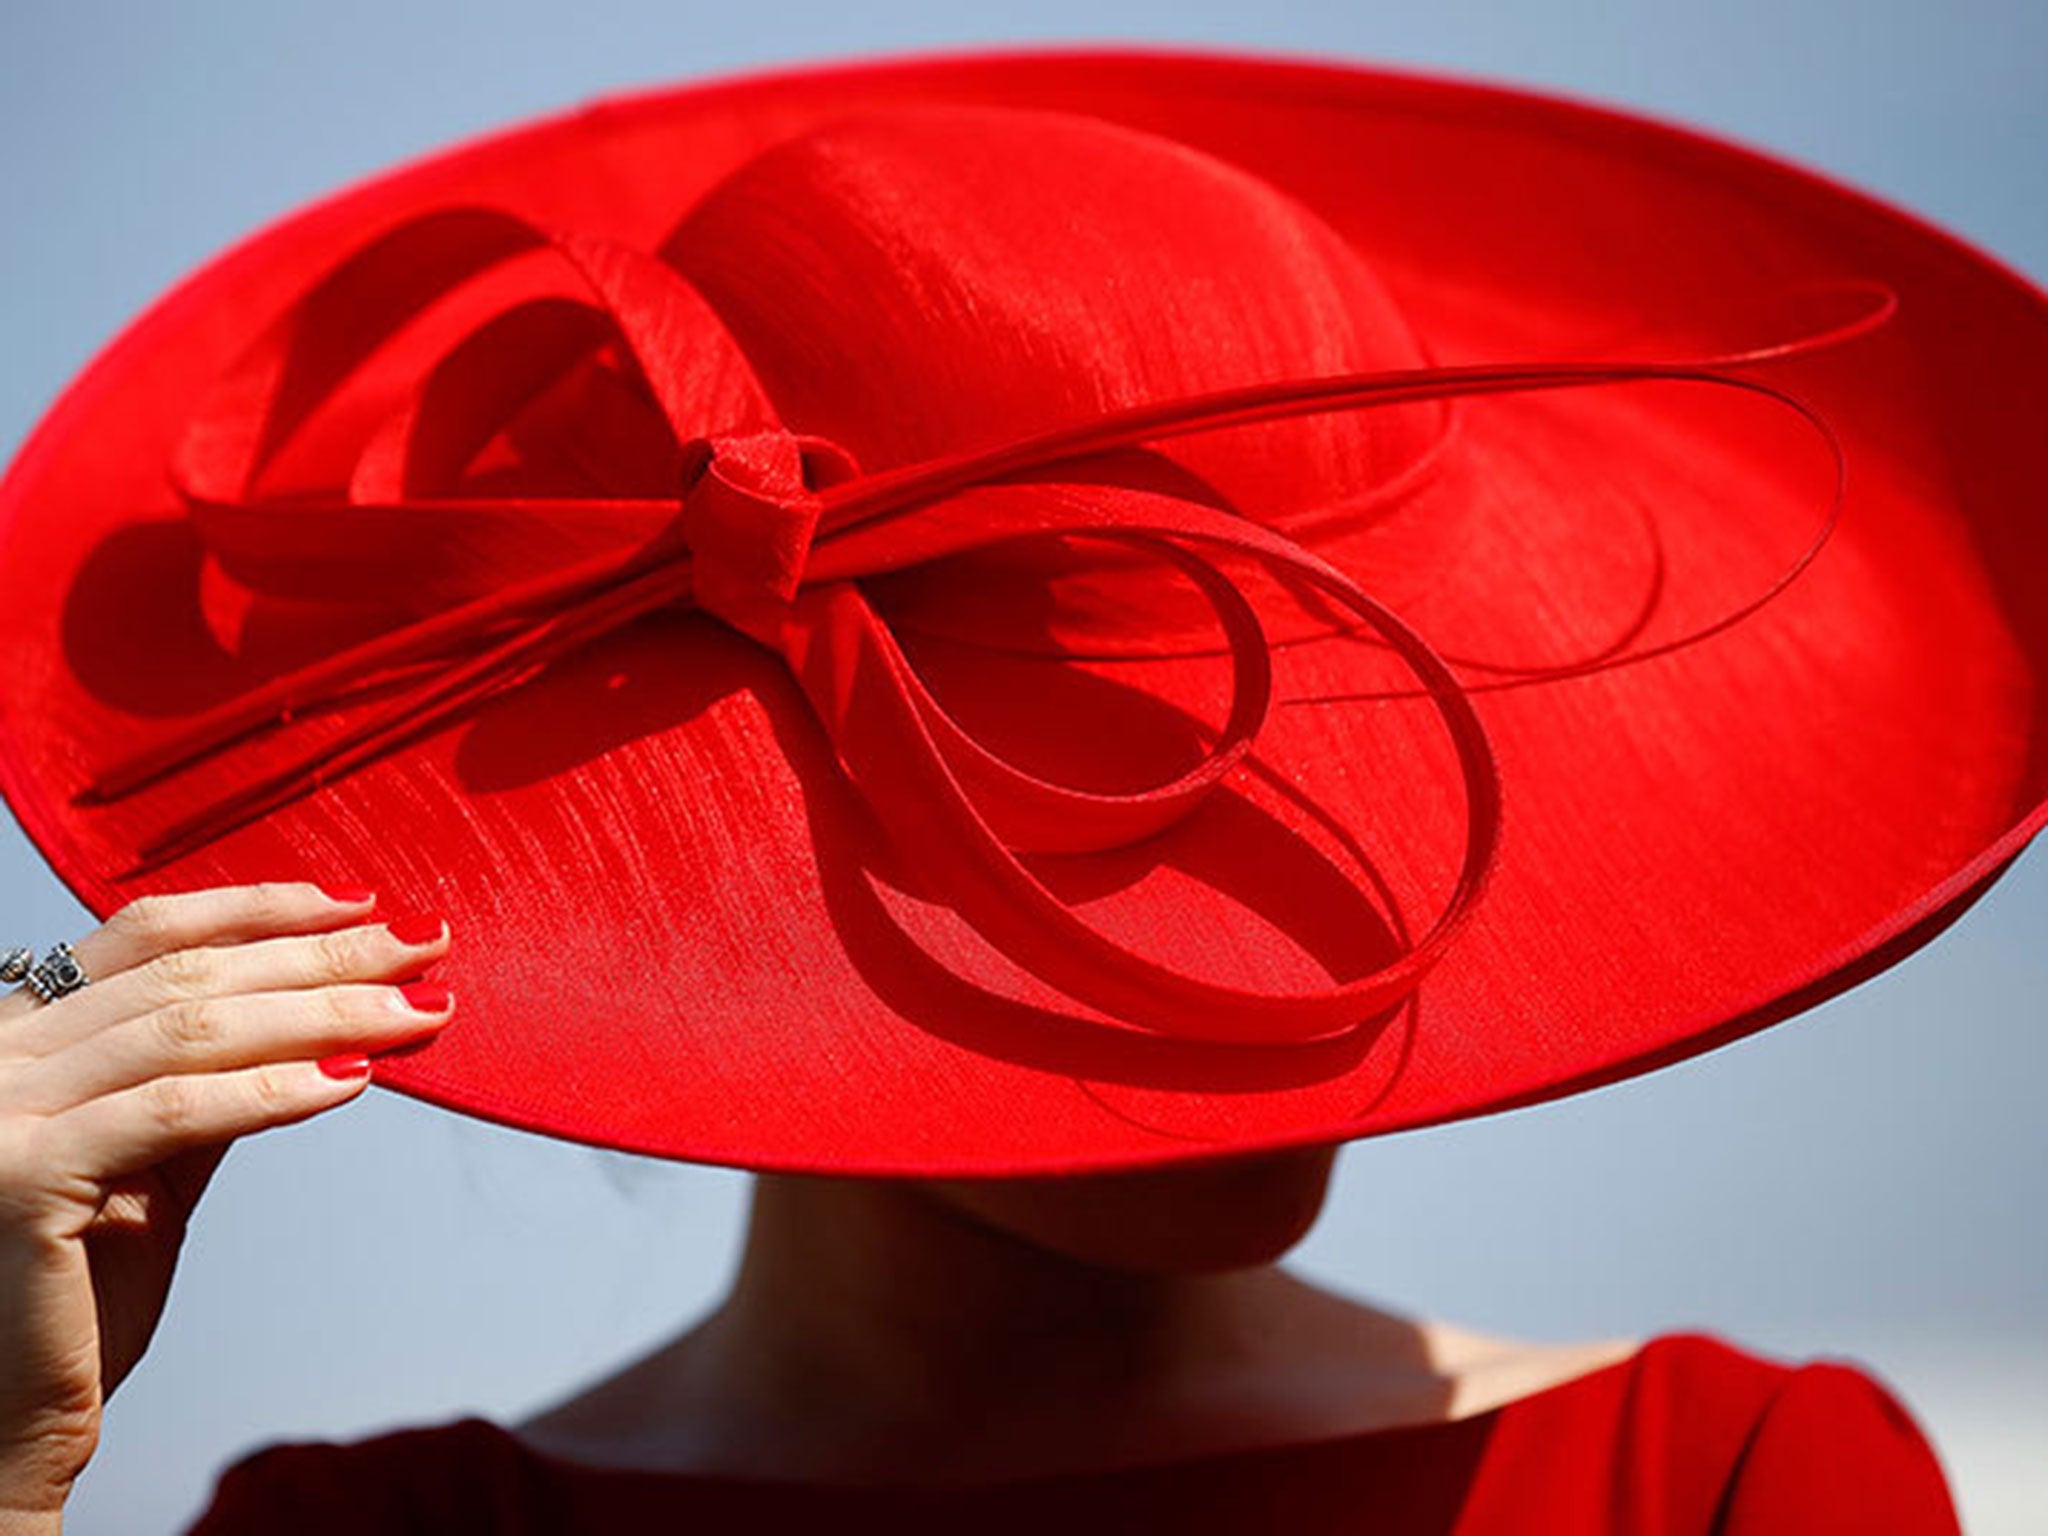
[3,49,2044,1175]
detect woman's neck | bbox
[715,1175,1313,1418]
[516,1170,1637,1483]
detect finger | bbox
[0,883,379,1027]
[15,984,455,1114]
[12,917,449,1056]
[77,883,381,979]
[42,1059,375,1186]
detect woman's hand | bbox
[0,885,453,1523]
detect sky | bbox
[1,3,2044,1531]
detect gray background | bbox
[2,3,2043,1531]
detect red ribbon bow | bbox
[90,207,1883,1044]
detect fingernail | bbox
[319,1053,372,1080]
[399,982,453,1014]
[385,913,446,946]
[319,883,377,905]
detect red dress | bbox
[185,1333,1959,1533]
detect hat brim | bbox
[3,48,2045,1174]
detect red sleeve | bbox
[184,1422,542,1535]
[1718,1362,1961,1534]
[185,1443,379,1536]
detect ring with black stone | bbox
[25,942,90,1004]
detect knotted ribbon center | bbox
[675,431,827,647]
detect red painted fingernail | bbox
[400,982,453,1014]
[385,913,446,946]
[318,1053,372,1080]
[319,884,376,905]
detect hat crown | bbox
[666,106,1447,523]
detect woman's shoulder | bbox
[1458,1331,1960,1533]
[1672,1335,1961,1532]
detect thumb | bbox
[159,1143,234,1226]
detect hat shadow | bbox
[448,610,752,791]
[60,519,454,717]
[62,521,279,717]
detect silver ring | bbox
[26,943,90,1004]
[0,947,33,986]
